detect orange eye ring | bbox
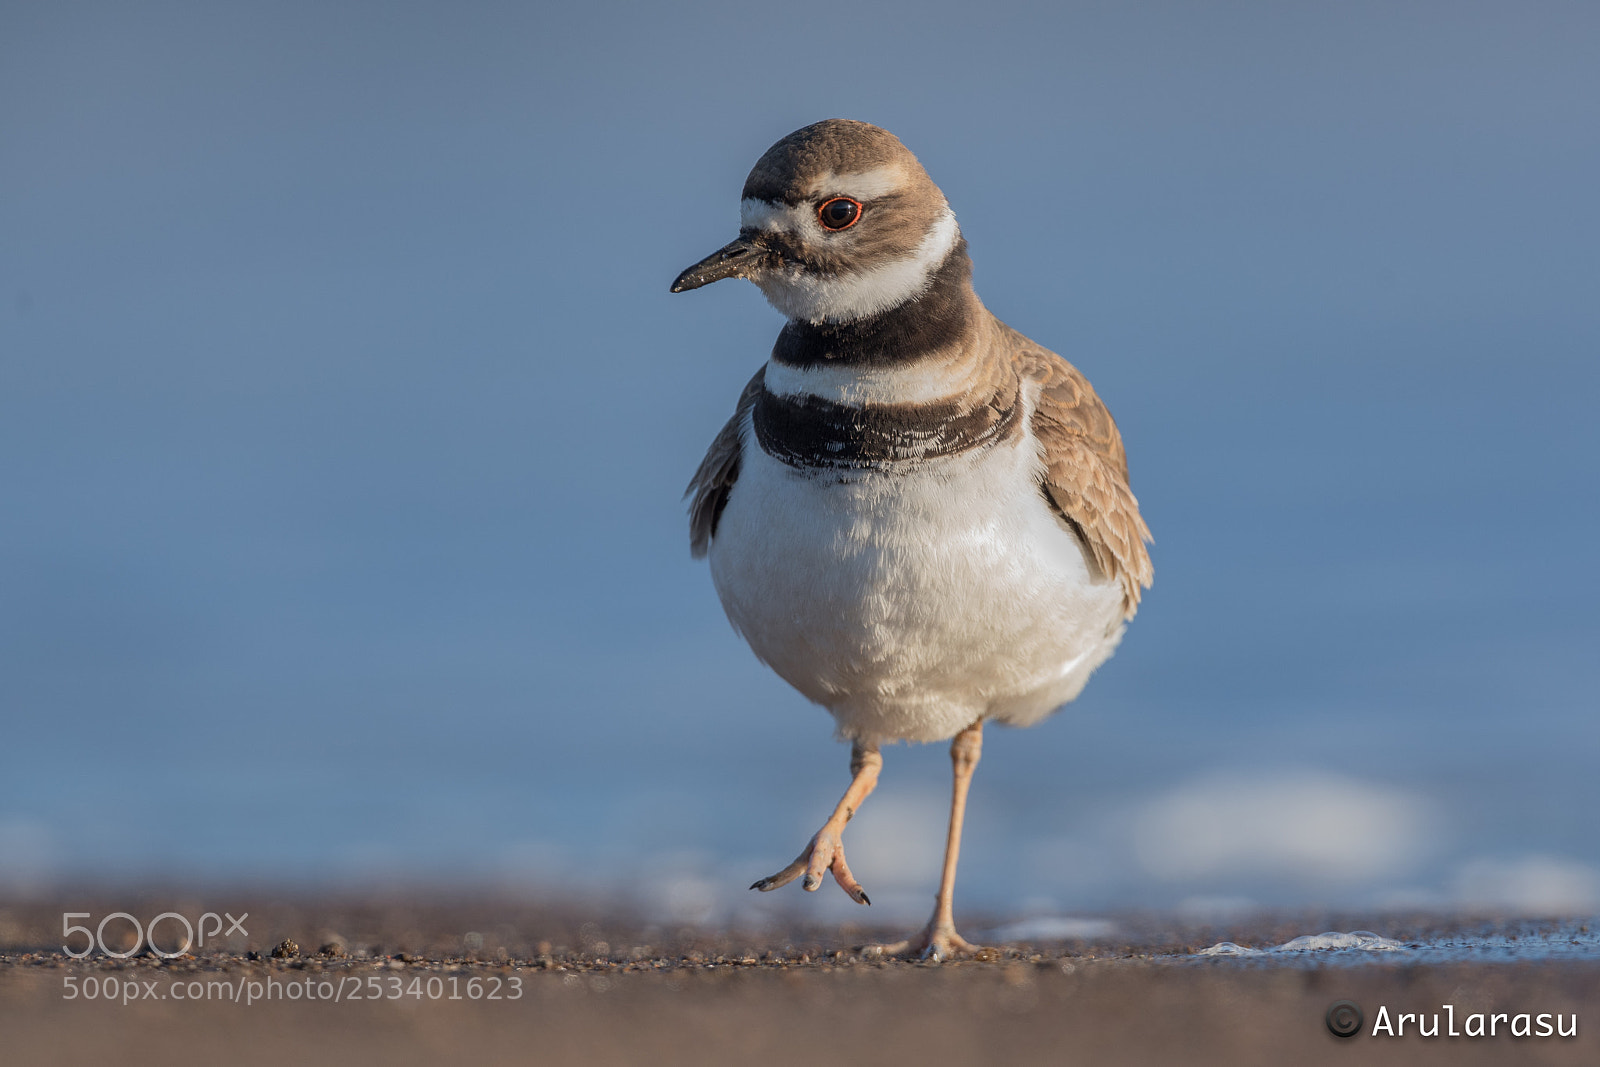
[817,197,863,231]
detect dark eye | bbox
[817,197,862,231]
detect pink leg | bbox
[865,720,986,960]
[751,743,882,905]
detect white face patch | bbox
[745,207,960,324]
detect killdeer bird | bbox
[672,120,1152,959]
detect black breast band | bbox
[752,384,1022,472]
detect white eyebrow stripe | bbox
[740,167,908,234]
[740,198,806,232]
[806,165,905,200]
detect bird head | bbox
[671,119,960,325]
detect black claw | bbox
[749,880,766,891]
[802,874,820,891]
[859,891,871,906]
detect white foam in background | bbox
[1132,773,1433,885]
[1197,931,1405,956]
[1451,855,1600,914]
[0,819,58,896]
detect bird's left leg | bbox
[750,742,882,905]
[864,720,986,960]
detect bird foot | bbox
[750,829,870,905]
[860,919,981,962]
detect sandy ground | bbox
[2,895,1595,1065]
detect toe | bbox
[752,828,871,902]
[750,851,810,892]
[859,939,911,959]
[802,833,838,892]
[828,847,870,905]
[920,930,980,961]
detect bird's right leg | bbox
[750,742,882,905]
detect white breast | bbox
[707,383,1127,745]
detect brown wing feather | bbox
[686,367,765,558]
[1002,325,1153,618]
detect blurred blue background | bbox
[3,0,1597,923]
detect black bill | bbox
[670,235,771,292]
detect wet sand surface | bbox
[2,895,1594,1065]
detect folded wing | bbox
[1008,326,1154,618]
[687,367,766,558]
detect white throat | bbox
[744,206,960,325]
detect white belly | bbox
[708,410,1126,744]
